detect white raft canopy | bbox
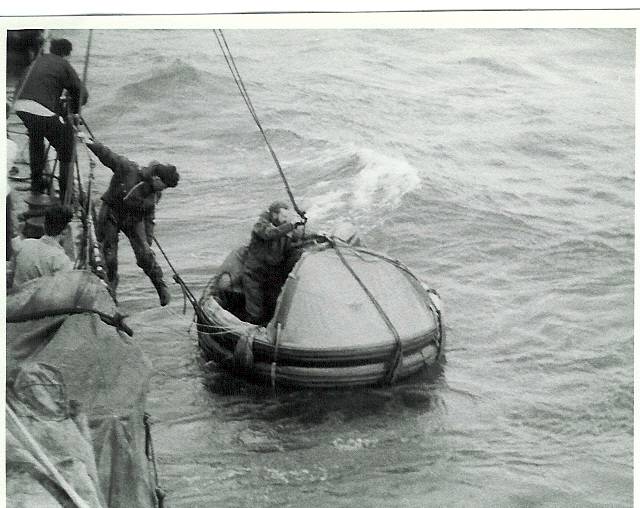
[197,229,445,389]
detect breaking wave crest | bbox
[303,147,421,224]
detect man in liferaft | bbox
[81,134,180,306]
[242,201,305,325]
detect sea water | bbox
[52,28,633,507]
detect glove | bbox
[76,130,94,144]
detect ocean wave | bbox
[302,147,421,225]
[512,131,617,160]
[114,59,228,102]
[544,238,624,258]
[458,56,533,78]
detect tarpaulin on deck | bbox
[6,270,158,508]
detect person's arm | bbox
[252,217,296,241]
[85,141,138,178]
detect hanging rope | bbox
[143,413,166,508]
[213,29,307,223]
[64,31,93,208]
[79,30,92,115]
[152,236,207,320]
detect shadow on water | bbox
[198,358,448,425]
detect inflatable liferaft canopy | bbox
[198,243,445,388]
[274,246,437,351]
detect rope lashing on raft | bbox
[330,239,403,384]
[213,29,307,223]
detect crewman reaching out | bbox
[78,132,180,306]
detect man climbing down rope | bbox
[78,132,180,306]
[242,201,305,325]
[15,38,88,199]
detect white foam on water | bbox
[304,189,350,219]
[351,148,421,209]
[302,147,421,223]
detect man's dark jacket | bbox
[245,212,296,271]
[19,53,88,115]
[86,142,159,216]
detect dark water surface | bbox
[56,28,633,507]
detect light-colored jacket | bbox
[12,236,73,287]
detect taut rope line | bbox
[213,29,307,222]
[65,30,93,208]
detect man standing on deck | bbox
[243,201,305,325]
[10,204,73,287]
[15,38,88,199]
[79,133,180,307]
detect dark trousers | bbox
[242,263,288,325]
[16,111,74,194]
[6,193,14,260]
[96,202,164,291]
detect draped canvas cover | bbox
[273,248,437,349]
[6,271,157,508]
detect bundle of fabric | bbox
[6,270,159,508]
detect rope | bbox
[7,307,133,336]
[271,322,282,390]
[331,241,403,384]
[7,404,92,508]
[152,236,206,320]
[143,413,167,508]
[213,29,307,222]
[78,30,92,116]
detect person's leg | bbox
[6,193,14,261]
[17,112,46,193]
[96,203,120,290]
[122,215,170,306]
[263,269,284,324]
[44,116,75,202]
[242,267,266,325]
[143,211,155,246]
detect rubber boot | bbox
[153,279,171,307]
